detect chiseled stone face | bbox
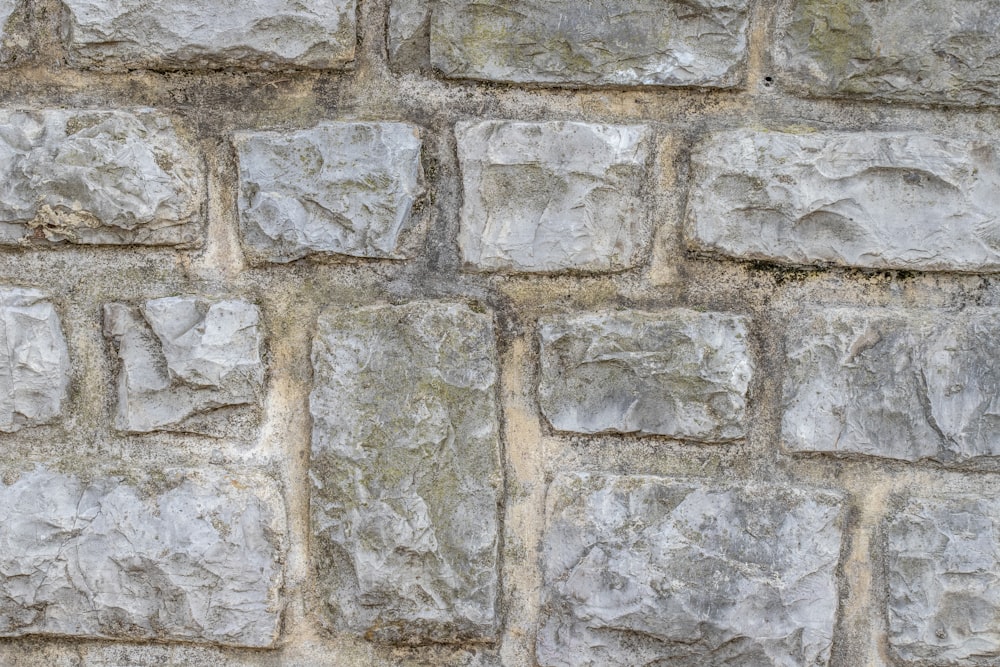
[457,121,652,273]
[687,130,1000,273]
[783,308,1000,464]
[775,0,1000,107]
[0,466,285,647]
[104,297,265,435]
[538,310,752,441]
[236,122,424,264]
[310,302,502,643]
[537,474,844,666]
[63,0,356,70]
[886,496,1000,663]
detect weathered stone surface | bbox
[687,130,1000,272]
[310,302,501,643]
[235,122,424,264]
[0,109,202,246]
[388,0,430,67]
[428,0,750,87]
[0,466,285,646]
[886,496,1000,663]
[783,307,1000,463]
[538,309,752,441]
[457,121,652,273]
[775,0,1000,107]
[63,0,356,70]
[104,297,264,434]
[0,1,15,47]
[537,473,844,666]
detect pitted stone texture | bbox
[310,302,501,643]
[63,0,356,70]
[236,123,424,264]
[0,466,285,646]
[0,1,15,49]
[886,496,1000,663]
[537,474,844,666]
[104,297,264,435]
[0,109,202,246]
[776,0,1000,107]
[538,310,752,441]
[457,121,652,273]
[427,0,749,87]
[783,308,1000,464]
[0,288,69,432]
[687,130,1000,272]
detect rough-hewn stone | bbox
[687,130,1000,273]
[886,496,1000,663]
[0,466,285,647]
[427,0,750,87]
[235,122,424,264]
[783,307,1000,463]
[310,302,502,643]
[104,297,265,435]
[0,1,15,48]
[0,109,203,246]
[388,0,430,67]
[537,473,844,666]
[775,0,1000,107]
[538,310,752,441]
[457,121,652,273]
[63,0,356,70]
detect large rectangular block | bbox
[687,130,1000,272]
[0,466,285,647]
[310,302,502,643]
[537,474,844,666]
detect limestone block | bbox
[537,473,844,666]
[388,0,430,66]
[104,297,265,435]
[235,122,424,263]
[63,0,356,70]
[0,109,203,246]
[0,466,285,646]
[687,130,1000,272]
[310,302,501,643]
[457,121,652,273]
[538,309,752,441]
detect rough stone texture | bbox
[0,109,203,247]
[0,0,15,44]
[536,473,844,666]
[310,302,502,643]
[783,307,1000,464]
[775,0,1000,107]
[63,0,356,70]
[0,466,285,647]
[388,0,430,67]
[426,0,750,87]
[104,297,265,435]
[538,309,753,441]
[886,496,1000,663]
[686,130,1000,272]
[457,121,652,273]
[235,122,424,264]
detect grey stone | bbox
[457,121,653,273]
[886,496,1000,663]
[0,109,203,247]
[0,466,285,646]
[0,1,15,44]
[0,288,70,432]
[104,297,265,435]
[783,307,1000,463]
[235,122,424,264]
[428,0,750,87]
[538,309,753,441]
[686,130,1000,272]
[63,0,356,70]
[775,0,1000,107]
[537,473,844,666]
[310,302,502,643]
[388,0,431,67]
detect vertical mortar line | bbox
[744,0,778,92]
[191,136,247,282]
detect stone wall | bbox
[0,1,999,665]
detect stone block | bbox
[0,1,15,48]
[310,302,501,643]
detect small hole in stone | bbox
[763,76,774,87]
